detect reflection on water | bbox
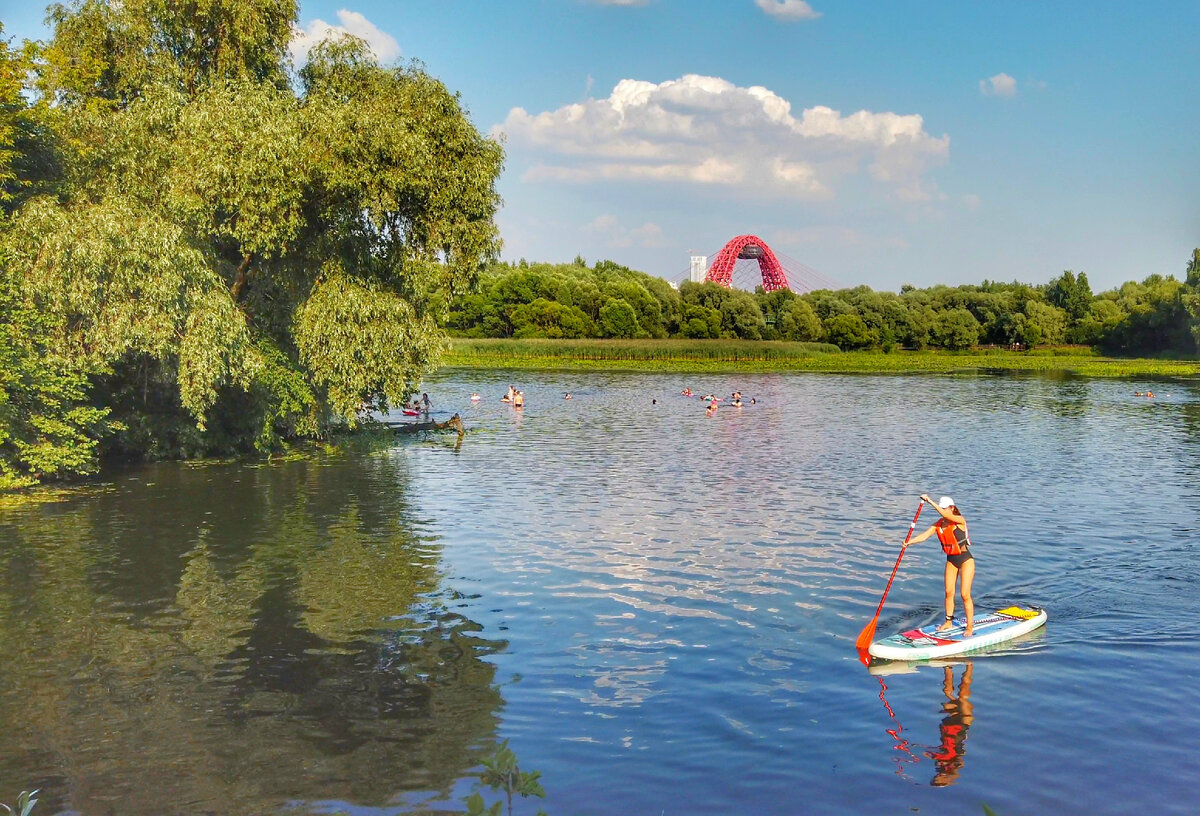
[0,454,506,815]
[927,663,974,787]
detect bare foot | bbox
[963,627,974,638]
[937,619,954,632]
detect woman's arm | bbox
[920,494,965,525]
[905,525,937,547]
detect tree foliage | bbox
[448,254,1200,362]
[0,1,502,484]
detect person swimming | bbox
[681,388,693,396]
[502,384,515,403]
[564,393,572,400]
[513,390,525,408]
[470,392,481,401]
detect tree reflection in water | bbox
[0,455,509,815]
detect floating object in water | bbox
[868,606,1047,661]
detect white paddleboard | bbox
[868,606,1047,661]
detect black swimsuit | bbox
[945,523,973,568]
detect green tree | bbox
[599,297,640,338]
[3,3,503,472]
[1046,270,1093,321]
[778,298,823,342]
[823,313,876,350]
[933,308,980,350]
[1023,300,1068,346]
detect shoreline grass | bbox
[444,338,1200,378]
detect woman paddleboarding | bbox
[903,495,975,636]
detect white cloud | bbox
[979,73,1017,97]
[756,0,821,22]
[290,10,401,65]
[586,215,669,248]
[497,74,948,201]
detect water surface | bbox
[3,371,1198,815]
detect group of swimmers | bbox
[681,387,756,415]
[407,393,432,413]
[1134,391,1155,398]
[501,384,526,408]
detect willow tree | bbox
[2,0,502,475]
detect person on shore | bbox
[513,390,525,408]
[903,494,976,637]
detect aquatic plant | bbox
[0,790,37,816]
[466,740,547,816]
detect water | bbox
[3,371,1199,815]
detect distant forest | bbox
[449,251,1200,356]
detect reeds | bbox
[443,339,1200,377]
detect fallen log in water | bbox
[386,413,465,439]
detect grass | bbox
[443,338,1200,378]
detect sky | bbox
[4,0,1199,292]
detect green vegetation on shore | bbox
[0,5,501,488]
[446,338,1200,378]
[449,253,1200,364]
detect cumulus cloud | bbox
[497,74,948,201]
[586,215,669,248]
[290,10,401,65]
[756,0,821,22]
[979,73,1017,97]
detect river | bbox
[2,370,1198,815]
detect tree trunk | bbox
[389,413,465,440]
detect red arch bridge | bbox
[678,234,840,293]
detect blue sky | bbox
[5,1,1198,292]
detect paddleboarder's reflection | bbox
[926,663,974,786]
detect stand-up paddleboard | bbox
[868,606,1046,661]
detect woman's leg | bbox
[959,558,976,636]
[938,560,959,630]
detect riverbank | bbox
[444,338,1200,377]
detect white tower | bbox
[689,255,708,284]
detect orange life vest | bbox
[935,519,971,556]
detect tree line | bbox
[0,1,503,488]
[449,252,1200,355]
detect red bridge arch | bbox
[706,235,790,292]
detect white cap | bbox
[938,496,955,509]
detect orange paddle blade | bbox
[855,619,878,653]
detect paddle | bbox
[855,499,926,661]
